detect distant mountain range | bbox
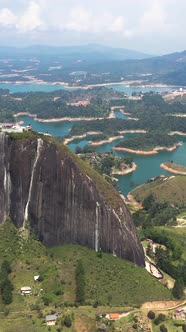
[66,49,186,86]
[0,45,185,86]
[0,44,151,62]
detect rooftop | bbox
[46,314,57,322]
[109,313,120,320]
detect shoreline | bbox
[90,135,123,146]
[0,80,182,90]
[65,130,147,147]
[112,162,137,176]
[112,144,179,155]
[14,112,37,118]
[169,131,186,136]
[14,112,112,123]
[160,163,186,175]
[63,132,102,145]
[169,114,186,118]
[118,130,147,134]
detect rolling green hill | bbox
[0,219,172,331]
[131,175,186,207]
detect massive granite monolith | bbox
[0,132,145,266]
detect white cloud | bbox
[0,1,44,33]
[0,0,185,53]
[17,1,44,33]
[139,2,168,33]
[0,8,17,26]
[64,6,128,35]
[65,7,93,32]
[109,16,125,33]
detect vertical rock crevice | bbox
[23,138,43,228]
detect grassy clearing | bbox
[131,175,186,206]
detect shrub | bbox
[154,314,166,325]
[160,324,168,332]
[96,250,103,258]
[133,316,139,323]
[132,323,138,329]
[172,278,184,299]
[42,296,52,306]
[63,316,72,328]
[93,301,99,308]
[55,289,64,296]
[4,309,9,316]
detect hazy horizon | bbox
[0,0,185,55]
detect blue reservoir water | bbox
[0,83,71,93]
[19,115,73,137]
[4,80,182,196]
[19,115,186,195]
[0,83,174,95]
[109,84,175,95]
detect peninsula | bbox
[113,144,179,155]
[160,162,186,175]
[113,133,179,155]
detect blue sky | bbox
[0,0,185,54]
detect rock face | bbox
[0,133,145,266]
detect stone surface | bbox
[0,133,145,266]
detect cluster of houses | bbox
[67,100,90,107]
[20,275,58,326]
[1,123,32,132]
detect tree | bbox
[0,261,13,305]
[155,247,170,269]
[1,281,13,305]
[147,311,155,320]
[1,260,12,274]
[172,278,184,299]
[143,194,156,211]
[76,260,85,304]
